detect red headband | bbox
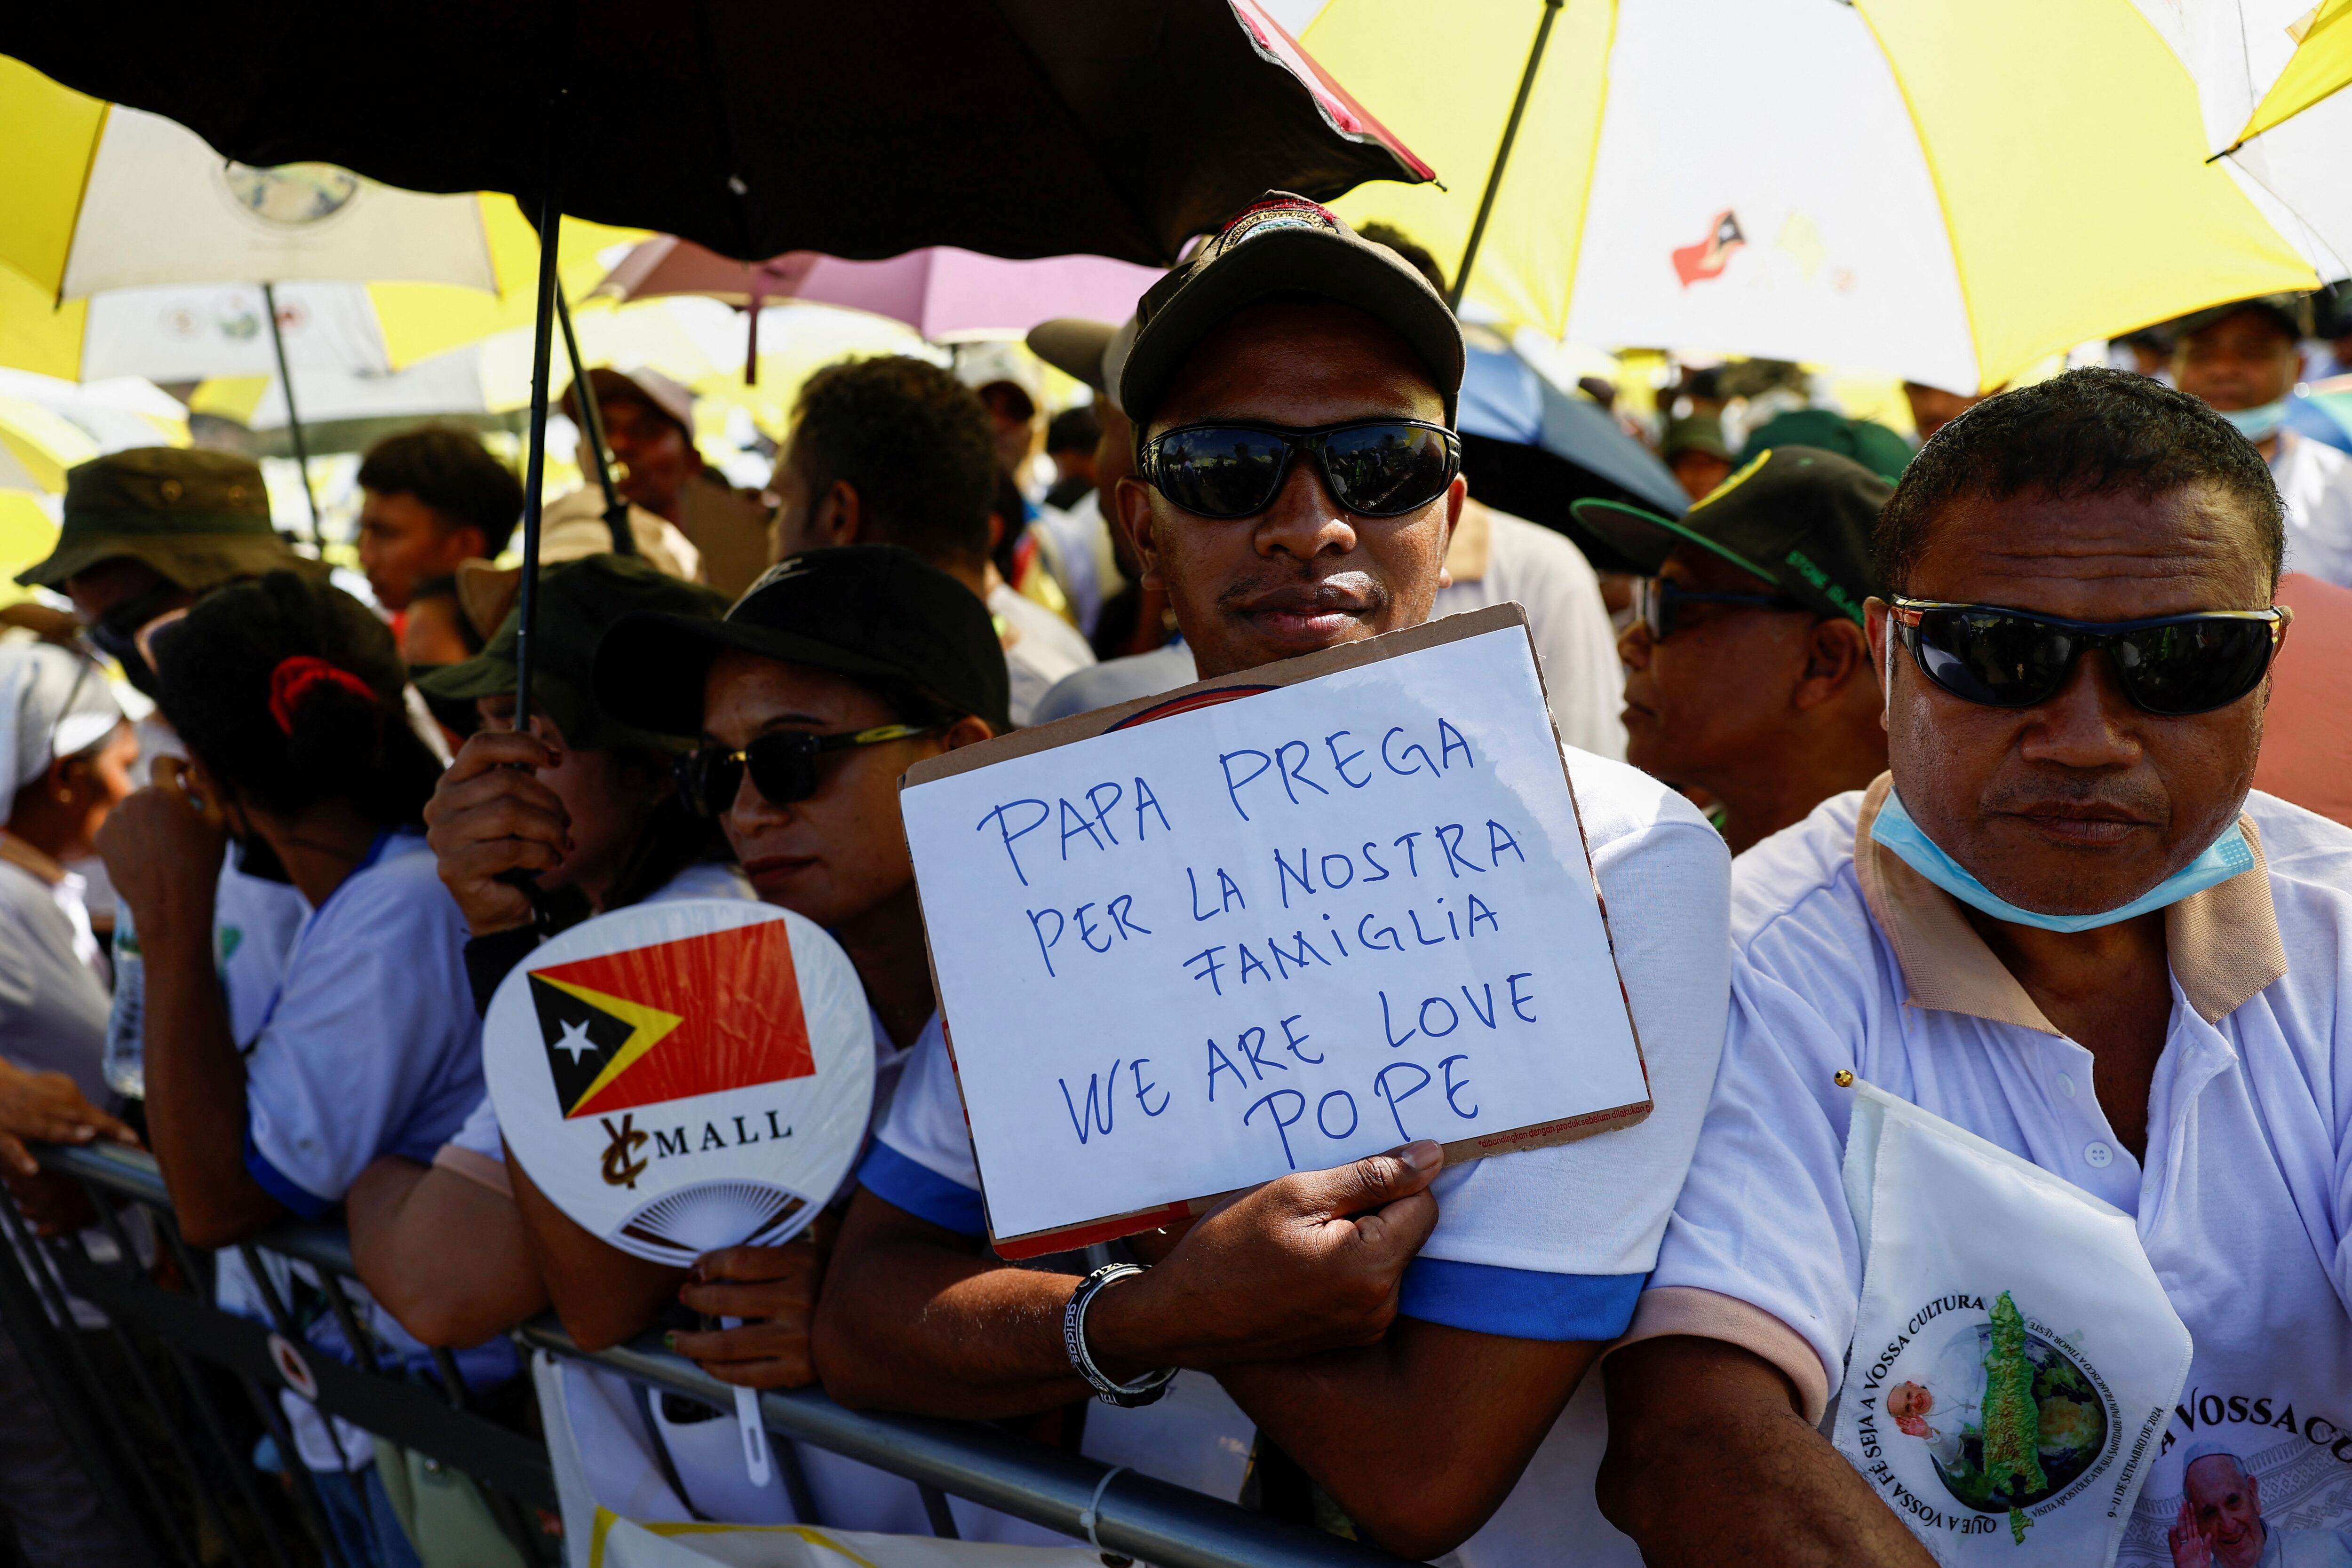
[267,656,376,736]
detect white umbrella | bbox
[1299,0,2322,393]
[2145,0,2352,277]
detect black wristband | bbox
[463,925,542,1016]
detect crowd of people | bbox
[1,188,2349,1568]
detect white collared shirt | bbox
[2273,430,2352,590]
[1632,778,2352,1568]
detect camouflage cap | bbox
[16,448,302,591]
[415,553,729,752]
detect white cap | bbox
[0,641,122,815]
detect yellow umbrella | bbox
[0,54,639,464]
[0,396,100,492]
[1298,0,2318,393]
[2221,0,2352,152]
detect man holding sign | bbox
[813,194,1734,1560]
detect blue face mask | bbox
[1869,789,2254,933]
[2218,398,2289,442]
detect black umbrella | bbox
[4,1,1429,736]
[3,2,1425,268]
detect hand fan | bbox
[485,898,874,1484]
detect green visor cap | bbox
[415,554,728,751]
[18,447,302,590]
[1569,446,1891,626]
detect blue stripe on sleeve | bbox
[242,1129,335,1220]
[858,1141,985,1237]
[1398,1257,1645,1342]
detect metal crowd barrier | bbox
[0,1140,1399,1568]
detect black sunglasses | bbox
[1140,419,1462,520]
[677,723,939,817]
[1890,597,2291,716]
[1632,577,1811,641]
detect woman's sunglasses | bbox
[1890,597,2291,716]
[1140,419,1462,520]
[1633,577,1811,641]
[676,723,938,818]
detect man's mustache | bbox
[1980,770,2169,825]
[1214,570,1389,618]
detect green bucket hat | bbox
[17,448,305,591]
[415,554,728,752]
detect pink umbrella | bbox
[596,238,1164,381]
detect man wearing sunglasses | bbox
[1599,369,2352,1567]
[814,193,1734,1564]
[1575,446,1893,853]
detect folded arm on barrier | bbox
[347,1152,550,1348]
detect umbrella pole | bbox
[1448,0,1563,313]
[744,271,767,388]
[260,282,325,550]
[556,292,635,556]
[513,158,565,737]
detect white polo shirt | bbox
[864,745,1731,1565]
[1632,777,2352,1568]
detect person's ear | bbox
[1793,618,1870,710]
[1436,476,1466,592]
[1113,475,1162,589]
[1864,598,1895,733]
[183,754,243,833]
[942,714,995,752]
[453,526,488,562]
[817,480,864,546]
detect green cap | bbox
[1737,409,1913,484]
[1661,413,1730,462]
[1569,446,1890,626]
[17,448,304,591]
[415,554,728,751]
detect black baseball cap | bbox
[1570,447,1889,626]
[592,545,1012,737]
[1118,192,1465,431]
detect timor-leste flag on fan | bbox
[527,922,813,1120]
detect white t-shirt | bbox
[2273,431,2352,589]
[1442,509,1628,763]
[1635,780,2352,1568]
[1027,510,1627,761]
[989,583,1095,729]
[239,830,483,1212]
[864,747,1731,1563]
[219,828,496,1472]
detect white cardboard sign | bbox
[900,607,1651,1255]
[483,899,875,1266]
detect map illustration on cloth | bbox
[527,921,813,1120]
[1888,1289,2109,1545]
